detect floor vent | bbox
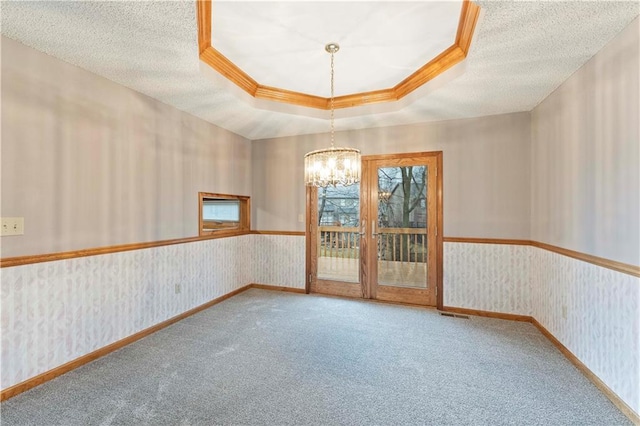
[439,312,470,319]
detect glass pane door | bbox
[317,184,360,283]
[307,152,441,307]
[367,154,438,306]
[376,166,428,288]
[309,183,364,299]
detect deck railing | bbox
[377,228,427,263]
[318,226,427,263]
[318,226,359,259]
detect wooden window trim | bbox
[199,192,250,237]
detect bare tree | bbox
[318,186,328,225]
[377,166,426,262]
[317,185,359,226]
[400,166,426,227]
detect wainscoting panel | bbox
[444,243,532,315]
[251,234,306,289]
[530,247,640,415]
[0,235,253,390]
[3,234,638,419]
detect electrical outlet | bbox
[561,305,567,320]
[1,217,24,236]
[175,284,181,294]
[298,214,304,223]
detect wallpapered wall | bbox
[0,233,306,391]
[253,236,639,414]
[191,234,640,417]
[252,235,306,289]
[3,237,637,415]
[444,243,532,315]
[444,240,639,414]
[531,248,639,415]
[1,236,253,390]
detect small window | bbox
[199,192,250,236]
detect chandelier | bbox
[304,43,361,187]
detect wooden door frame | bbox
[305,186,313,294]
[305,151,443,310]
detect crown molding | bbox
[196,0,481,110]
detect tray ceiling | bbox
[1,1,638,140]
[211,1,462,98]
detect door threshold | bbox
[308,290,439,311]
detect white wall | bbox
[1,36,252,258]
[529,17,640,415]
[252,112,532,239]
[531,18,640,266]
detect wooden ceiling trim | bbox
[333,89,398,109]
[393,45,465,99]
[200,47,259,96]
[255,85,328,109]
[457,0,482,55]
[196,0,211,54]
[196,0,480,110]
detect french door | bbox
[307,152,442,307]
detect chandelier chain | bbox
[330,49,335,149]
[303,43,361,187]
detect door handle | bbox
[359,220,366,236]
[371,221,378,237]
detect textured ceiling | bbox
[1,1,639,141]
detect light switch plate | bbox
[1,217,24,236]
